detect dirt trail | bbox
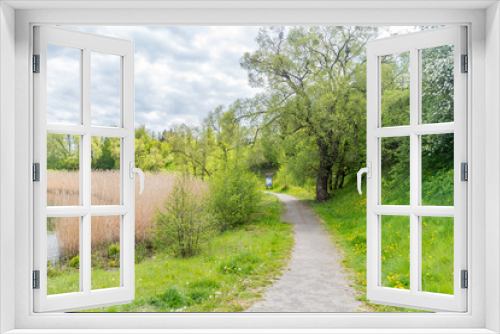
[246,192,363,312]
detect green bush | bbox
[209,162,263,230]
[154,179,217,258]
[108,244,120,259]
[68,255,79,269]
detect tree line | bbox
[48,26,454,202]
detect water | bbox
[47,231,62,263]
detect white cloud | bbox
[57,26,263,133]
[49,25,424,133]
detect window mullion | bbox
[82,47,92,294]
[409,46,420,294]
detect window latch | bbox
[357,162,371,195]
[129,162,145,195]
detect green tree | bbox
[209,159,262,231]
[241,26,375,200]
[47,134,80,170]
[135,125,172,171]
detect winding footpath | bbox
[246,192,363,312]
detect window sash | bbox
[366,26,467,312]
[32,25,136,313]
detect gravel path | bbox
[246,192,363,312]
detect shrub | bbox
[154,178,216,258]
[68,255,79,269]
[209,162,263,230]
[108,244,120,258]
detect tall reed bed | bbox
[47,170,206,259]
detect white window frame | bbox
[366,26,467,312]
[1,1,499,333]
[33,26,136,312]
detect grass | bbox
[271,169,454,312]
[267,174,315,201]
[47,194,294,312]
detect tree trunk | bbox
[316,140,333,201]
[338,168,346,189]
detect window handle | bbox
[129,162,145,195]
[357,162,371,195]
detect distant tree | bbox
[47,134,79,170]
[135,125,172,171]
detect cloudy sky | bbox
[47,26,420,133]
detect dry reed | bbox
[48,170,206,258]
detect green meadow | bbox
[47,195,294,312]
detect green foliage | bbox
[219,252,262,275]
[422,168,454,206]
[136,125,173,171]
[154,179,217,258]
[380,52,410,127]
[189,279,220,290]
[187,289,210,303]
[47,262,56,277]
[209,162,263,231]
[303,166,455,310]
[381,137,410,205]
[47,134,80,170]
[421,45,454,124]
[150,287,187,309]
[310,182,428,312]
[241,26,376,200]
[48,126,172,172]
[51,195,294,312]
[108,244,120,259]
[68,255,79,269]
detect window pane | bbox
[381,136,410,205]
[421,133,454,206]
[47,217,80,295]
[421,45,454,124]
[47,44,81,125]
[91,216,121,290]
[91,137,121,206]
[421,217,454,295]
[47,134,80,206]
[91,52,121,127]
[381,52,410,127]
[381,215,410,290]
